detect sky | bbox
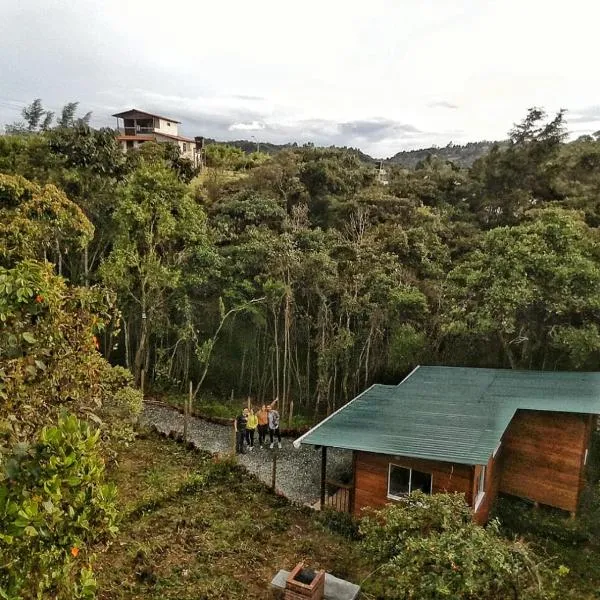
[1,0,600,158]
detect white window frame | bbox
[387,463,433,501]
[474,465,486,511]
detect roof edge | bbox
[293,383,377,449]
[293,365,422,450]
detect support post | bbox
[231,421,236,456]
[183,382,189,444]
[320,446,327,511]
[271,453,277,491]
[288,401,294,428]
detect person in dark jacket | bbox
[234,408,248,454]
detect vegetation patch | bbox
[94,433,366,599]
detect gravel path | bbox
[140,403,353,506]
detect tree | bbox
[99,156,211,384]
[443,208,600,369]
[470,108,568,226]
[22,98,45,132]
[57,102,80,128]
[360,492,562,600]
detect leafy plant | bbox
[0,415,118,599]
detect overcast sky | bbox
[1,0,600,158]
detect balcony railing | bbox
[122,126,156,135]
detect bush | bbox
[317,508,361,540]
[0,414,118,599]
[493,496,592,546]
[360,492,562,600]
[360,491,472,562]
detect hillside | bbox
[385,140,503,168]
[203,137,502,168]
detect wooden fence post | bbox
[271,452,277,491]
[232,421,236,456]
[320,446,327,511]
[288,401,294,428]
[183,382,189,444]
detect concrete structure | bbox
[112,109,200,166]
[295,366,600,522]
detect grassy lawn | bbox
[95,432,365,599]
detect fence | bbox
[323,479,353,513]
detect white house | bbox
[112,109,199,165]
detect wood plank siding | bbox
[472,448,503,524]
[499,410,592,513]
[353,451,474,515]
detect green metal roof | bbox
[295,366,600,465]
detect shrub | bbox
[317,508,361,540]
[0,414,118,599]
[361,492,562,600]
[360,491,472,562]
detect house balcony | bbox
[122,126,156,136]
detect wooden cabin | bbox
[294,366,600,522]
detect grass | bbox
[95,432,366,599]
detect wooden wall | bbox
[472,447,503,524]
[499,410,592,513]
[352,451,474,515]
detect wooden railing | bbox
[324,479,353,513]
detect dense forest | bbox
[3,101,600,598]
[2,104,600,426]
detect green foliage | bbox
[316,508,361,540]
[0,173,94,267]
[444,208,600,369]
[0,259,140,448]
[361,492,561,600]
[0,414,118,599]
[360,492,473,563]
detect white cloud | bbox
[229,121,266,132]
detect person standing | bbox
[268,403,281,449]
[234,407,248,454]
[246,406,258,451]
[256,404,269,448]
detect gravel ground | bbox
[140,403,353,506]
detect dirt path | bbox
[140,403,352,506]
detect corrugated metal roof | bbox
[296,366,600,465]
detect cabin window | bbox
[474,465,486,510]
[387,464,432,500]
[183,143,187,152]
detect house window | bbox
[474,466,486,510]
[182,143,187,152]
[388,464,432,500]
[167,121,171,127]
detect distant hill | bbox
[385,141,503,168]
[203,138,378,164]
[203,138,503,169]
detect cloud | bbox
[568,105,600,124]
[229,121,266,131]
[428,101,459,110]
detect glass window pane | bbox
[411,469,432,494]
[389,465,410,497]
